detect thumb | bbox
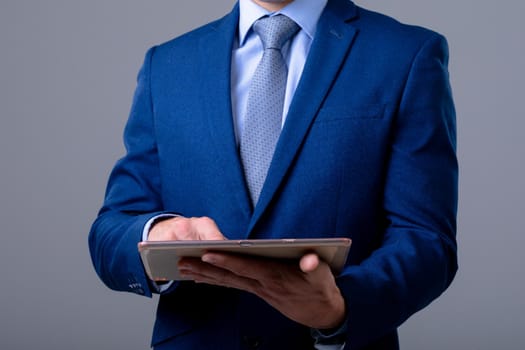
[299,253,320,273]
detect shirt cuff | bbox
[311,319,348,349]
[142,214,179,294]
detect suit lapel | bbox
[249,0,359,232]
[199,4,253,222]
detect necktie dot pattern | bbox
[240,15,300,206]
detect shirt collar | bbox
[238,0,328,46]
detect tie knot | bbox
[253,15,300,50]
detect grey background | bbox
[1,0,523,349]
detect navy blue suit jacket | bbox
[89,0,458,349]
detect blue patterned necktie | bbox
[240,15,300,206]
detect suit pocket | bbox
[315,104,386,122]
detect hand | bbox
[178,252,346,329]
[148,216,226,241]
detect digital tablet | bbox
[138,238,351,281]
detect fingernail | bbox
[202,254,216,264]
[179,268,193,277]
[178,262,193,271]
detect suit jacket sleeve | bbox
[338,33,458,348]
[88,47,166,298]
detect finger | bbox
[201,252,275,279]
[179,258,261,292]
[299,253,320,273]
[192,217,226,240]
[149,216,226,241]
[148,216,196,241]
[147,217,177,241]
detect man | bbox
[89,0,458,349]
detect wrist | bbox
[311,318,348,346]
